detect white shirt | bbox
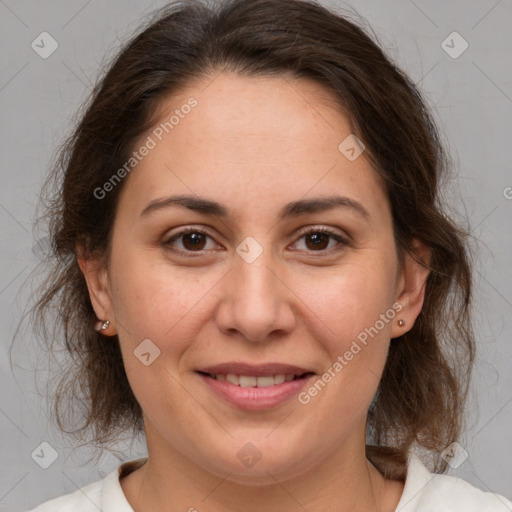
[26,453,512,511]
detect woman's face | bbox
[83,72,428,483]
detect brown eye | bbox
[181,232,207,251]
[292,228,349,253]
[163,227,348,256]
[304,232,330,251]
[164,228,216,253]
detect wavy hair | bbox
[23,0,475,478]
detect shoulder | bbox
[23,478,104,512]
[23,457,147,512]
[396,453,512,512]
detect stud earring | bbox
[95,319,110,332]
[397,319,405,327]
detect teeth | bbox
[239,376,257,388]
[256,376,275,388]
[225,374,239,385]
[213,373,298,387]
[273,374,285,385]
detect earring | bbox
[397,319,405,327]
[95,319,110,332]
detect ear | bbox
[391,238,431,339]
[76,243,115,334]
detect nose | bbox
[214,249,296,343]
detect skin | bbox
[79,72,430,511]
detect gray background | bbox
[1,0,511,510]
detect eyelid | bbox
[288,225,351,254]
[163,224,351,255]
[163,226,222,252]
[293,225,351,244]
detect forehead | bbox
[151,72,351,159]
[117,72,390,226]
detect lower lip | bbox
[197,373,314,410]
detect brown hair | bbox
[26,0,475,478]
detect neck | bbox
[121,424,403,512]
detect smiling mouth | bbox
[197,371,314,388]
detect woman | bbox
[24,0,512,510]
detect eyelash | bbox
[163,226,350,256]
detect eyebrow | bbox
[140,194,370,221]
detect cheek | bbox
[110,234,397,362]
[301,260,396,343]
[295,261,397,412]
[111,250,197,325]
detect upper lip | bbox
[197,362,315,377]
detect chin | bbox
[200,442,319,485]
